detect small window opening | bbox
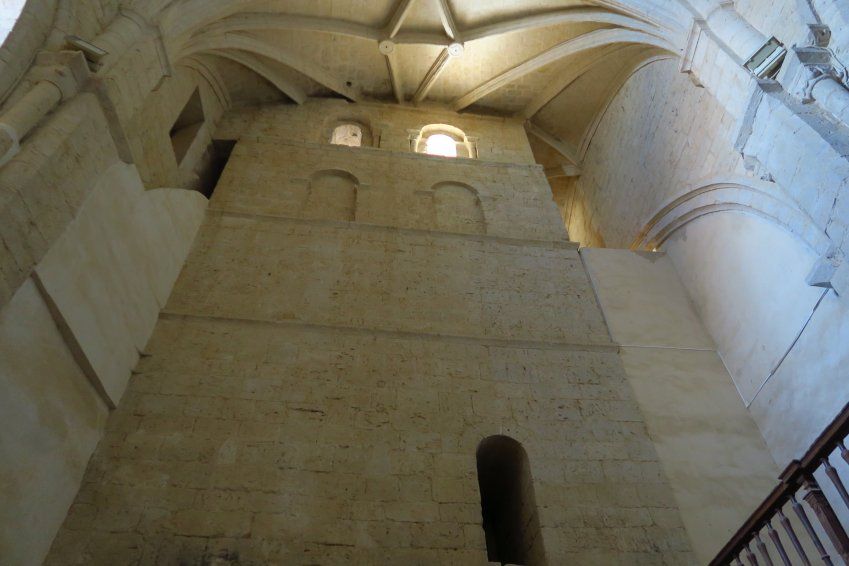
[744,37,786,79]
[477,436,545,565]
[331,124,363,147]
[425,134,458,158]
[195,139,236,199]
[412,124,476,158]
[170,89,205,165]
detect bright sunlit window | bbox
[0,0,25,45]
[425,134,458,158]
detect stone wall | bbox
[0,163,206,565]
[45,102,694,564]
[582,248,778,562]
[216,98,538,166]
[568,59,746,249]
[565,24,849,499]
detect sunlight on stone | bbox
[425,133,457,157]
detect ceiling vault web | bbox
[525,121,582,168]
[165,1,682,117]
[182,33,362,101]
[207,49,307,105]
[453,28,675,111]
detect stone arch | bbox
[631,176,833,255]
[412,124,477,159]
[476,435,545,566]
[432,181,486,235]
[303,169,358,222]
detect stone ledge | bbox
[159,311,620,354]
[206,208,580,251]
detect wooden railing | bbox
[712,402,849,565]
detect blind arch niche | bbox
[476,435,545,565]
[433,182,486,235]
[303,169,358,222]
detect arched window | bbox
[425,134,458,158]
[433,182,485,235]
[331,124,363,147]
[412,124,477,159]
[477,436,545,566]
[0,0,25,45]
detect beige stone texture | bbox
[0,278,109,566]
[0,93,121,306]
[8,1,849,563]
[35,163,208,405]
[0,162,207,564]
[215,99,538,166]
[581,249,714,350]
[45,103,693,565]
[570,59,746,250]
[582,248,777,563]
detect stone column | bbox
[785,46,849,126]
[0,51,89,167]
[705,1,769,62]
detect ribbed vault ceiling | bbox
[126,0,693,165]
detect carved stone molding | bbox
[784,46,849,104]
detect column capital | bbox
[782,46,848,103]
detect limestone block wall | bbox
[0,93,121,306]
[0,61,225,313]
[210,140,567,243]
[33,163,208,405]
[45,103,694,565]
[565,39,849,501]
[582,249,778,562]
[0,279,109,566]
[215,98,537,166]
[0,9,235,560]
[568,59,746,249]
[0,163,207,565]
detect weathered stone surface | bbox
[44,103,693,565]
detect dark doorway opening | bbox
[170,89,205,165]
[195,139,236,199]
[476,435,545,565]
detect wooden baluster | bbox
[755,532,775,565]
[803,477,849,563]
[792,492,834,565]
[839,441,849,467]
[767,520,792,566]
[779,508,812,565]
[823,457,849,510]
[745,543,760,566]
